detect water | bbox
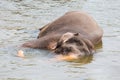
[0,0,120,80]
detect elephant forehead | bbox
[60,32,74,42]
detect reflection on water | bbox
[95,41,103,49]
[0,0,120,80]
[67,55,93,64]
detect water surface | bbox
[0,0,120,80]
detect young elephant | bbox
[22,11,103,56]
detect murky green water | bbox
[0,0,120,80]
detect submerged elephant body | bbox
[23,11,103,56]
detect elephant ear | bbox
[39,23,51,31]
[82,38,95,54]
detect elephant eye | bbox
[56,41,62,48]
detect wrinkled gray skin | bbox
[23,11,103,56]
